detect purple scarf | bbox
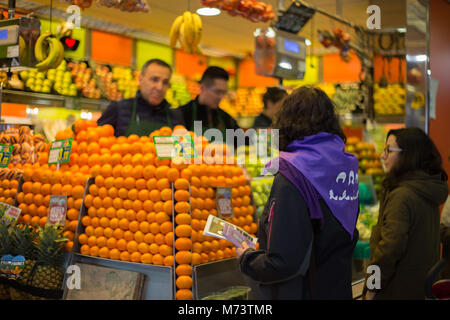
[266,132,359,238]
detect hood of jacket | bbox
[399,171,448,206]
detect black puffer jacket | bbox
[238,173,358,300]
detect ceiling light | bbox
[305,39,311,46]
[196,7,221,16]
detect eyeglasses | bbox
[383,146,402,155]
[206,87,227,97]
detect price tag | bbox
[48,138,73,165]
[0,202,22,225]
[0,144,13,168]
[47,196,67,227]
[153,135,197,159]
[216,187,234,219]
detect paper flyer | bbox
[203,215,257,249]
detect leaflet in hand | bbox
[203,215,257,249]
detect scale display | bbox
[283,39,300,54]
[0,29,8,40]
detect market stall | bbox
[0,0,427,301]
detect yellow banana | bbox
[35,37,59,71]
[50,38,64,69]
[179,23,191,54]
[34,31,52,62]
[169,15,184,48]
[19,36,28,63]
[191,13,203,47]
[183,11,195,46]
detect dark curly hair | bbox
[383,127,448,191]
[272,86,346,151]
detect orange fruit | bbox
[164,232,173,246]
[137,242,149,254]
[128,188,138,201]
[94,176,105,188]
[129,221,140,233]
[176,289,193,300]
[108,187,118,199]
[176,264,192,276]
[113,177,125,189]
[192,253,202,266]
[150,222,160,235]
[72,185,84,199]
[116,239,127,251]
[176,276,193,289]
[155,166,169,180]
[175,251,192,264]
[149,190,161,202]
[104,177,115,189]
[135,179,147,191]
[124,177,136,190]
[153,201,164,213]
[131,154,143,167]
[175,238,192,251]
[132,200,143,212]
[98,187,108,199]
[160,188,172,201]
[119,218,129,230]
[175,202,190,214]
[160,221,173,235]
[109,248,121,260]
[175,225,191,238]
[112,198,123,210]
[146,178,158,190]
[85,226,95,237]
[174,190,190,202]
[135,210,147,222]
[149,243,159,255]
[141,253,153,264]
[144,233,155,244]
[159,244,173,257]
[103,227,114,238]
[118,188,128,200]
[94,227,105,239]
[102,197,113,208]
[153,233,164,245]
[106,237,117,249]
[98,247,110,258]
[96,208,106,218]
[143,200,154,212]
[174,178,189,190]
[146,212,156,224]
[120,251,130,261]
[152,253,164,265]
[100,164,113,178]
[30,216,39,226]
[67,208,78,221]
[163,201,173,215]
[89,246,100,257]
[133,165,144,179]
[80,244,90,255]
[138,190,149,202]
[143,165,156,180]
[113,228,124,240]
[175,213,191,225]
[125,209,136,221]
[156,178,170,191]
[127,240,138,253]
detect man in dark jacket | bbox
[178,66,239,139]
[253,87,287,129]
[440,196,450,279]
[97,59,184,137]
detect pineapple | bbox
[9,225,37,300]
[0,223,13,300]
[29,225,67,300]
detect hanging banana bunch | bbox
[169,11,203,55]
[34,32,65,72]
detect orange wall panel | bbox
[323,53,361,83]
[91,30,132,67]
[373,56,406,84]
[238,59,278,88]
[175,50,208,80]
[1,103,27,118]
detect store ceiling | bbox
[4,0,406,57]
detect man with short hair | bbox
[97,59,184,137]
[253,87,287,129]
[179,66,239,136]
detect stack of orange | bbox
[77,126,177,265]
[173,177,193,300]
[0,178,19,206]
[15,163,90,252]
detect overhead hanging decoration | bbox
[169,11,203,55]
[318,28,353,62]
[201,0,275,22]
[64,0,95,10]
[95,0,150,12]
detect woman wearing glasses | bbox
[364,128,448,300]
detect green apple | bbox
[20,71,29,80]
[25,78,35,88]
[34,79,43,86]
[62,88,69,96]
[42,86,51,93]
[34,85,42,92]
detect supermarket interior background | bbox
[0,0,449,301]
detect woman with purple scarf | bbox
[236,86,359,300]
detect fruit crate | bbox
[67,177,174,300]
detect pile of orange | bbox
[4,119,260,301]
[0,178,19,206]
